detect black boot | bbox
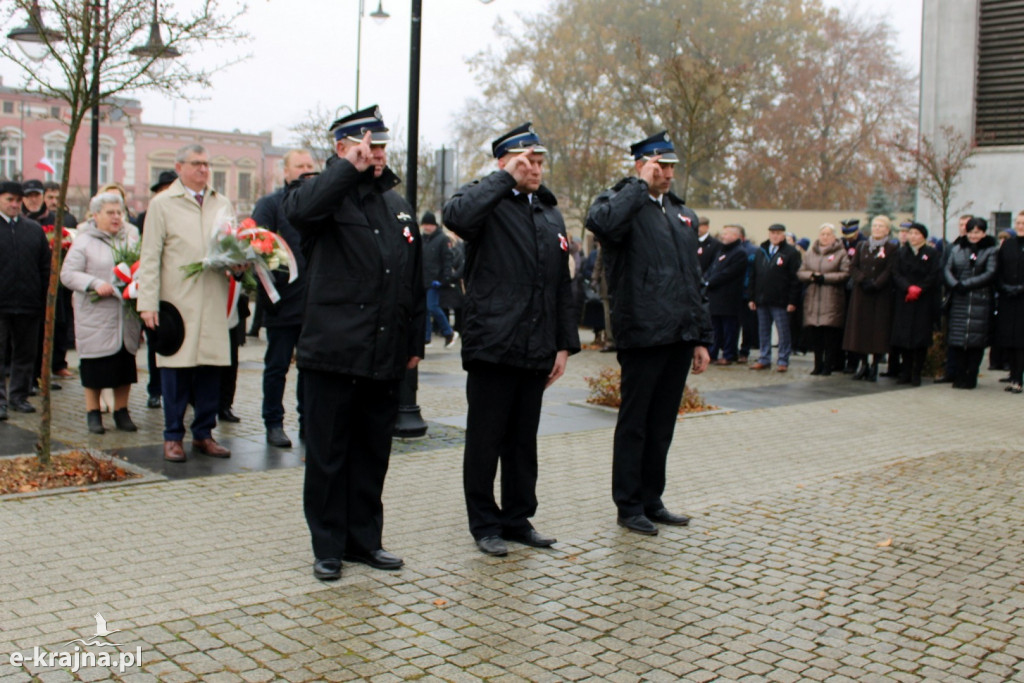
[866,359,879,382]
[113,408,138,432]
[810,350,824,375]
[87,410,105,434]
[852,360,868,380]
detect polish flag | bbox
[35,157,56,174]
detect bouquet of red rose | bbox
[41,224,74,251]
[181,215,298,311]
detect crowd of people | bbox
[3,110,1023,580]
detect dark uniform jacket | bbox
[585,177,712,350]
[421,228,453,289]
[750,240,802,308]
[996,234,1024,349]
[443,170,580,371]
[252,185,309,329]
[283,155,425,380]
[696,234,721,275]
[0,215,50,315]
[842,239,897,355]
[704,239,748,316]
[891,243,941,349]
[943,236,997,349]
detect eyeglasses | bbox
[185,161,210,169]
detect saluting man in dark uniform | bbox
[586,131,712,536]
[443,123,580,558]
[284,106,425,581]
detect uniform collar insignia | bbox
[396,212,412,221]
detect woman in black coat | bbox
[996,211,1024,393]
[890,223,941,386]
[943,217,998,389]
[842,216,897,381]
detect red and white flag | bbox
[35,157,56,175]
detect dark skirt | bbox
[80,346,138,389]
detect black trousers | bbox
[0,313,40,406]
[219,322,244,412]
[303,369,399,560]
[613,342,693,517]
[463,362,548,540]
[1009,348,1024,385]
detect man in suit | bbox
[138,144,235,463]
[586,131,712,535]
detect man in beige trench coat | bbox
[139,144,235,462]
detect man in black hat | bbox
[20,179,47,222]
[136,169,178,409]
[586,131,712,536]
[420,211,458,349]
[284,105,425,581]
[443,122,580,557]
[0,181,50,419]
[253,149,315,449]
[839,218,865,373]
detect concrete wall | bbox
[918,0,1024,241]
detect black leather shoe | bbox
[647,508,691,526]
[266,426,292,448]
[617,514,658,535]
[475,535,508,556]
[218,409,241,423]
[503,528,556,547]
[87,409,105,434]
[343,548,404,570]
[10,400,36,413]
[147,395,161,409]
[313,558,342,581]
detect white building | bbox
[918,0,1024,240]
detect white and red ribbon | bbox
[113,261,139,300]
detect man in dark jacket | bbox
[705,224,747,364]
[696,216,721,274]
[586,131,712,536]
[749,224,801,371]
[443,123,580,558]
[0,181,50,419]
[284,106,425,581]
[252,149,314,448]
[420,211,458,348]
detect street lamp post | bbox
[356,0,389,110]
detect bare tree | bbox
[0,0,248,463]
[288,103,344,167]
[893,125,978,238]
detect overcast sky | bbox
[2,0,923,149]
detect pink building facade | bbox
[0,78,287,220]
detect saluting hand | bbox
[503,149,535,186]
[345,130,374,172]
[638,155,663,188]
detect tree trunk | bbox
[37,116,83,465]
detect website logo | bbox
[5,613,142,675]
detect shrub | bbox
[584,367,717,414]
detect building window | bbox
[99,147,112,185]
[2,101,13,114]
[50,106,61,119]
[237,172,252,201]
[44,140,65,181]
[0,136,20,179]
[212,170,227,194]
[976,0,1024,146]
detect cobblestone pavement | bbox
[2,335,1023,681]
